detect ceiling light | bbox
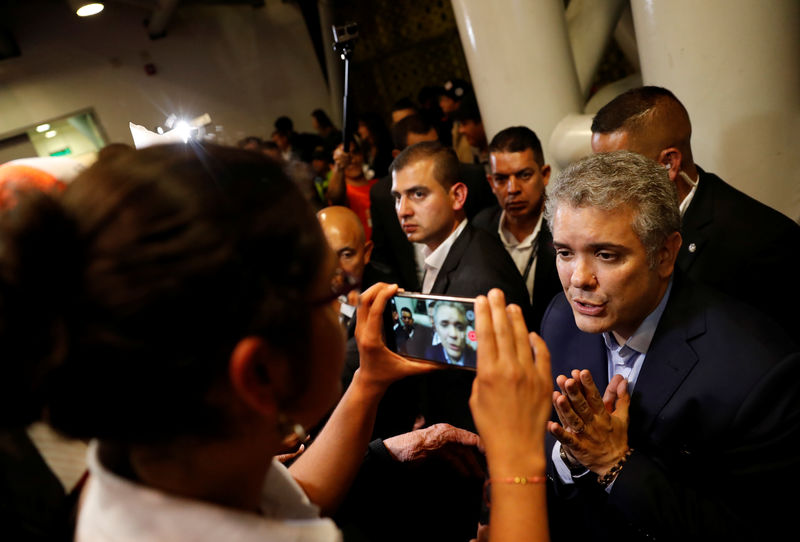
[45,130,57,138]
[69,2,104,17]
[35,123,51,133]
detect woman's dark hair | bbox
[358,112,392,150]
[0,143,327,442]
[311,109,335,130]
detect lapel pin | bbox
[688,243,697,253]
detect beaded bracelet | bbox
[597,448,633,488]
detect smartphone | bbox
[385,292,478,370]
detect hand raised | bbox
[354,282,435,393]
[548,371,630,474]
[469,289,552,470]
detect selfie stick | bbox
[332,22,358,151]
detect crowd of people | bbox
[0,79,798,542]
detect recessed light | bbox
[36,123,51,132]
[45,130,58,138]
[74,3,104,17]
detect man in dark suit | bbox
[336,141,529,542]
[541,150,799,541]
[369,114,496,290]
[472,126,563,332]
[390,140,531,430]
[421,300,477,369]
[591,85,800,334]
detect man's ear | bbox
[363,239,374,264]
[229,337,289,417]
[450,182,468,211]
[657,148,683,183]
[541,164,552,187]
[656,231,682,279]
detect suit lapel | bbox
[430,224,472,295]
[628,279,704,441]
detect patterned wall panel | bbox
[331,0,471,123]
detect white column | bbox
[565,0,628,100]
[631,0,800,221]
[450,0,583,170]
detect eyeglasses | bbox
[309,267,361,307]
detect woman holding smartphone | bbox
[0,142,552,542]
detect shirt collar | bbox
[602,279,673,355]
[679,171,700,217]
[78,441,340,542]
[498,210,543,249]
[424,218,468,271]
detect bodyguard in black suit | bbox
[677,166,799,333]
[368,114,495,290]
[389,141,530,432]
[591,85,800,335]
[542,151,799,541]
[471,126,563,332]
[337,140,529,542]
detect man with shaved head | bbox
[317,205,374,327]
[591,86,799,334]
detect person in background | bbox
[450,94,489,173]
[317,205,375,329]
[369,114,495,290]
[438,78,473,162]
[472,126,562,332]
[590,85,800,335]
[357,112,394,179]
[389,97,418,125]
[312,109,342,156]
[326,142,377,241]
[310,147,334,210]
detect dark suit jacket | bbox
[541,274,800,541]
[471,204,563,332]
[423,343,477,369]
[368,162,496,289]
[679,168,800,334]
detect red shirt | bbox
[346,179,377,240]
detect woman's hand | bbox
[469,289,552,472]
[353,282,435,394]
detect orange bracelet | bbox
[483,476,546,507]
[489,476,546,485]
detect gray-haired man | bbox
[541,150,799,542]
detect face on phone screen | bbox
[387,293,477,370]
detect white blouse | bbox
[76,441,342,542]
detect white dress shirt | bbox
[497,211,543,303]
[421,219,468,293]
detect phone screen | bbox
[386,292,477,370]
